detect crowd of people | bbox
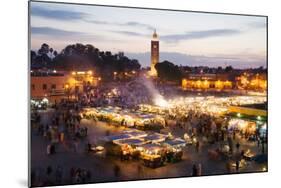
[30,165,93,186]
[30,78,267,186]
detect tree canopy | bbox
[155,60,182,82]
[31,43,141,79]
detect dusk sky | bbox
[30,1,267,68]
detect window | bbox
[51,84,56,89]
[31,84,35,90]
[42,84,47,90]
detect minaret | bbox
[150,29,159,76]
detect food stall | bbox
[122,129,148,138]
[113,138,146,146]
[143,133,168,143]
[228,118,257,136]
[243,149,255,160]
[113,138,147,160]
[258,122,267,138]
[82,106,166,130]
[162,138,186,162]
[104,134,132,142]
[137,143,165,168]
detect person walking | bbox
[114,165,120,177]
[232,131,236,140]
[257,137,260,148]
[47,144,51,155]
[55,166,62,183]
[70,167,75,181]
[197,163,202,176]
[46,166,53,178]
[236,142,240,153]
[137,164,143,178]
[196,141,200,153]
[261,137,265,154]
[235,160,239,172]
[192,164,198,176]
[226,161,231,173]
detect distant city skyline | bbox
[30,1,267,68]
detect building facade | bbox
[31,70,98,103]
[150,30,159,76]
[235,72,267,91]
[182,73,233,90]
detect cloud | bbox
[30,26,126,48]
[31,6,88,20]
[126,51,266,68]
[161,29,241,43]
[30,26,106,43]
[31,26,84,36]
[85,19,154,31]
[125,21,154,30]
[85,20,110,25]
[31,5,155,31]
[110,30,148,37]
[248,21,266,29]
[109,29,241,42]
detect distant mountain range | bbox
[125,51,266,69]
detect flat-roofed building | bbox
[182,73,233,90]
[31,70,98,103]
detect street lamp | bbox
[65,84,70,100]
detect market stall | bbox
[143,132,168,143]
[137,143,165,168]
[162,138,186,162]
[228,118,257,137]
[113,138,147,160]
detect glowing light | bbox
[153,94,169,107]
[112,88,118,95]
[72,72,76,75]
[261,123,267,130]
[237,113,241,118]
[114,72,117,75]
[87,70,93,75]
[228,119,249,130]
[98,77,102,81]
[77,71,85,75]
[53,70,57,73]
[42,98,49,104]
[257,116,262,120]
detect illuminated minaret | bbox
[150,29,159,76]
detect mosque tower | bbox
[150,29,159,76]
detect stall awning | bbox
[113,138,146,146]
[163,138,186,147]
[104,134,131,142]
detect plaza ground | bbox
[31,109,267,185]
